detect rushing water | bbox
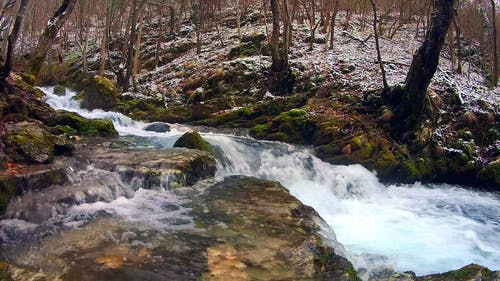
[38,87,500,276]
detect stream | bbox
[2,86,500,278]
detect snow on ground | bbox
[71,10,498,113]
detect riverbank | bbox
[45,13,500,189]
[1,81,499,280]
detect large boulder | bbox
[2,121,74,164]
[53,85,66,96]
[193,176,360,281]
[47,110,118,137]
[77,75,119,111]
[174,131,213,154]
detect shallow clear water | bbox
[39,87,500,276]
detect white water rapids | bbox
[40,87,500,277]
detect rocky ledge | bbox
[0,139,216,221]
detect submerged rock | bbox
[53,85,66,96]
[144,122,170,133]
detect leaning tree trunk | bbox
[369,0,389,91]
[1,0,29,80]
[393,0,455,132]
[30,0,77,76]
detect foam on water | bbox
[40,86,187,138]
[204,134,500,275]
[40,87,500,276]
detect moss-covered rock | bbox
[48,111,118,137]
[174,131,213,154]
[478,160,500,189]
[78,75,119,110]
[417,263,498,281]
[373,149,399,175]
[2,122,74,164]
[53,85,66,96]
[250,109,317,144]
[0,175,18,217]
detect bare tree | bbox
[389,0,455,133]
[369,0,389,91]
[30,0,77,76]
[1,0,29,80]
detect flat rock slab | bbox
[0,177,359,281]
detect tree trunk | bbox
[236,0,242,41]
[270,0,283,73]
[452,12,462,74]
[30,0,77,76]
[155,3,164,68]
[392,0,455,132]
[490,0,498,87]
[168,5,176,36]
[133,8,145,77]
[99,1,112,76]
[1,0,29,79]
[369,0,389,91]
[269,0,294,94]
[329,0,339,50]
[124,0,140,91]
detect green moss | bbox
[33,88,45,100]
[174,131,213,154]
[7,125,55,164]
[73,91,85,101]
[53,85,66,96]
[267,132,290,142]
[52,111,118,137]
[228,42,260,58]
[287,109,306,118]
[250,124,270,138]
[349,137,375,162]
[78,76,119,110]
[20,72,37,85]
[0,261,13,280]
[478,161,500,188]
[457,129,474,141]
[93,75,118,97]
[54,125,77,135]
[429,264,497,281]
[83,119,117,137]
[373,149,398,175]
[351,137,363,150]
[0,176,18,217]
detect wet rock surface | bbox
[0,139,217,221]
[0,176,361,281]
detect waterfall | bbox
[36,86,500,276]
